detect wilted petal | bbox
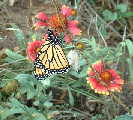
[67,50,80,72]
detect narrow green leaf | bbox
[113,114,133,120]
[126,58,133,81]
[68,87,74,106]
[125,39,133,57]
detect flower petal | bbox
[27,40,44,62]
[86,60,124,95]
[61,5,72,17]
[108,69,124,84]
[108,83,122,92]
[35,12,48,21]
[87,77,98,90]
[87,68,96,76]
[67,20,81,36]
[92,61,104,73]
[33,21,48,30]
[64,34,72,43]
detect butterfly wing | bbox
[34,29,70,80]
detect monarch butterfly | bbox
[34,29,70,80]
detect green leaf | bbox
[40,78,51,87]
[27,89,36,99]
[121,12,133,18]
[15,74,37,99]
[79,58,86,66]
[71,80,85,88]
[43,101,53,108]
[10,98,25,108]
[125,39,133,57]
[32,113,47,120]
[91,114,105,120]
[89,37,96,50]
[33,101,40,106]
[0,107,25,120]
[5,49,25,63]
[68,87,74,106]
[127,58,133,81]
[131,107,133,114]
[0,98,25,120]
[15,74,35,82]
[102,10,117,21]
[116,3,128,13]
[3,70,16,79]
[10,24,26,49]
[69,65,87,78]
[113,114,133,120]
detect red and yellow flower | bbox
[34,5,81,43]
[27,40,44,62]
[86,61,124,95]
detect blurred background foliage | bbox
[0,0,133,120]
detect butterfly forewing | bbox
[34,29,70,80]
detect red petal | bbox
[92,61,104,73]
[67,20,81,36]
[61,5,72,17]
[108,83,122,91]
[95,81,108,92]
[35,12,48,21]
[34,21,48,27]
[108,69,120,78]
[64,34,72,43]
[113,78,124,84]
[27,40,44,62]
[87,68,96,76]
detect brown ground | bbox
[0,0,58,49]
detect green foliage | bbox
[68,87,74,106]
[102,10,118,21]
[10,24,27,49]
[113,114,133,120]
[0,98,48,120]
[5,49,26,63]
[102,3,133,21]
[125,39,133,58]
[116,4,128,13]
[91,114,106,120]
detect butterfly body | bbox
[34,29,70,80]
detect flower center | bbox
[36,48,40,53]
[48,14,67,32]
[100,71,112,84]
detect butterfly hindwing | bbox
[34,29,70,80]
